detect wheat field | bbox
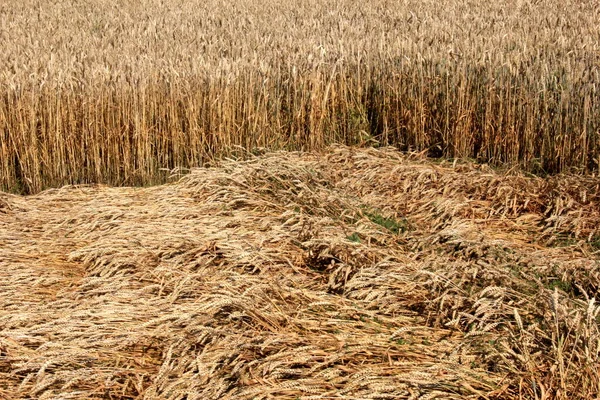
[1,0,600,398]
[1,0,600,193]
[1,146,599,399]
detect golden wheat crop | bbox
[1,0,599,193]
[1,146,599,399]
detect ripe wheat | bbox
[1,0,599,193]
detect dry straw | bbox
[1,0,599,193]
[1,146,599,399]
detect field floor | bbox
[1,146,599,399]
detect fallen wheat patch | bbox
[1,146,598,399]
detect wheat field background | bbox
[1,0,599,193]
